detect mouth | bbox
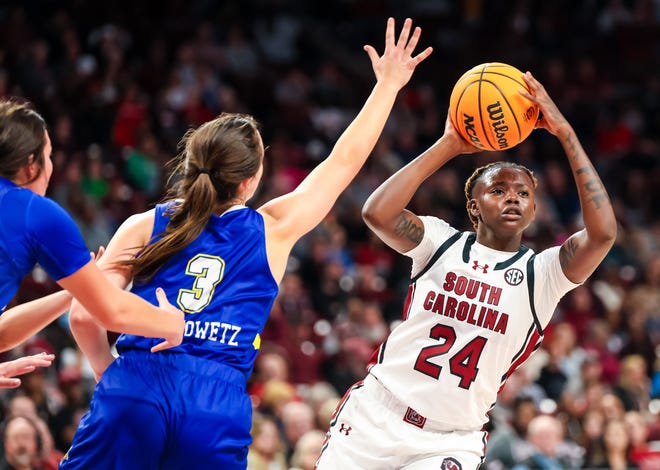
[501,207,522,220]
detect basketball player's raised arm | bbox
[258,18,432,280]
[521,72,616,283]
[362,114,477,254]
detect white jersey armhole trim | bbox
[405,216,458,279]
[533,245,582,327]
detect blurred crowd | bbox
[0,0,658,469]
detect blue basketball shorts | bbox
[59,350,252,470]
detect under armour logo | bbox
[339,423,352,436]
[472,260,489,273]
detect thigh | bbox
[59,358,167,470]
[400,430,487,470]
[402,452,483,470]
[60,392,167,470]
[160,369,253,470]
[316,381,398,470]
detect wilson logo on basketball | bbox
[487,101,509,149]
[504,268,524,286]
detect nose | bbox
[505,190,519,204]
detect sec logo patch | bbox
[504,268,524,286]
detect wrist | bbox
[374,80,403,94]
[433,136,462,159]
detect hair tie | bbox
[197,168,211,176]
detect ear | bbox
[15,156,37,184]
[237,176,252,193]
[236,176,254,202]
[468,199,479,217]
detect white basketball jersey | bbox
[368,217,579,431]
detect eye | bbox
[491,188,504,194]
[519,190,529,197]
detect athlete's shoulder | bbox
[27,194,78,231]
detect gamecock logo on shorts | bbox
[403,407,426,429]
[441,457,462,470]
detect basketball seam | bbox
[477,65,496,150]
[480,78,523,144]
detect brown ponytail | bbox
[124,113,263,281]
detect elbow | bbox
[69,304,100,330]
[599,221,618,247]
[361,203,386,231]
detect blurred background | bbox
[0,0,658,469]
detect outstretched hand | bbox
[520,71,573,139]
[364,17,433,91]
[0,352,55,388]
[150,288,185,353]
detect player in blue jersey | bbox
[60,17,432,470]
[316,73,617,469]
[0,100,184,366]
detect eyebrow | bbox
[487,180,530,188]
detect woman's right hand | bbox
[150,287,185,353]
[363,17,433,91]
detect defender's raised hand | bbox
[364,18,433,90]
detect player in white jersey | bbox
[316,73,616,469]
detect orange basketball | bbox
[449,62,539,151]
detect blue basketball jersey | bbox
[0,177,90,311]
[116,202,279,381]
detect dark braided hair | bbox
[464,161,537,230]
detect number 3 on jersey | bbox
[177,254,225,313]
[414,323,487,389]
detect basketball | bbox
[449,62,539,151]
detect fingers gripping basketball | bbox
[449,62,539,151]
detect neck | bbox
[475,228,522,252]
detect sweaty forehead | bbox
[479,166,533,187]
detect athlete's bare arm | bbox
[0,248,105,352]
[68,210,172,377]
[362,114,477,254]
[521,72,616,283]
[0,291,72,352]
[258,18,432,283]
